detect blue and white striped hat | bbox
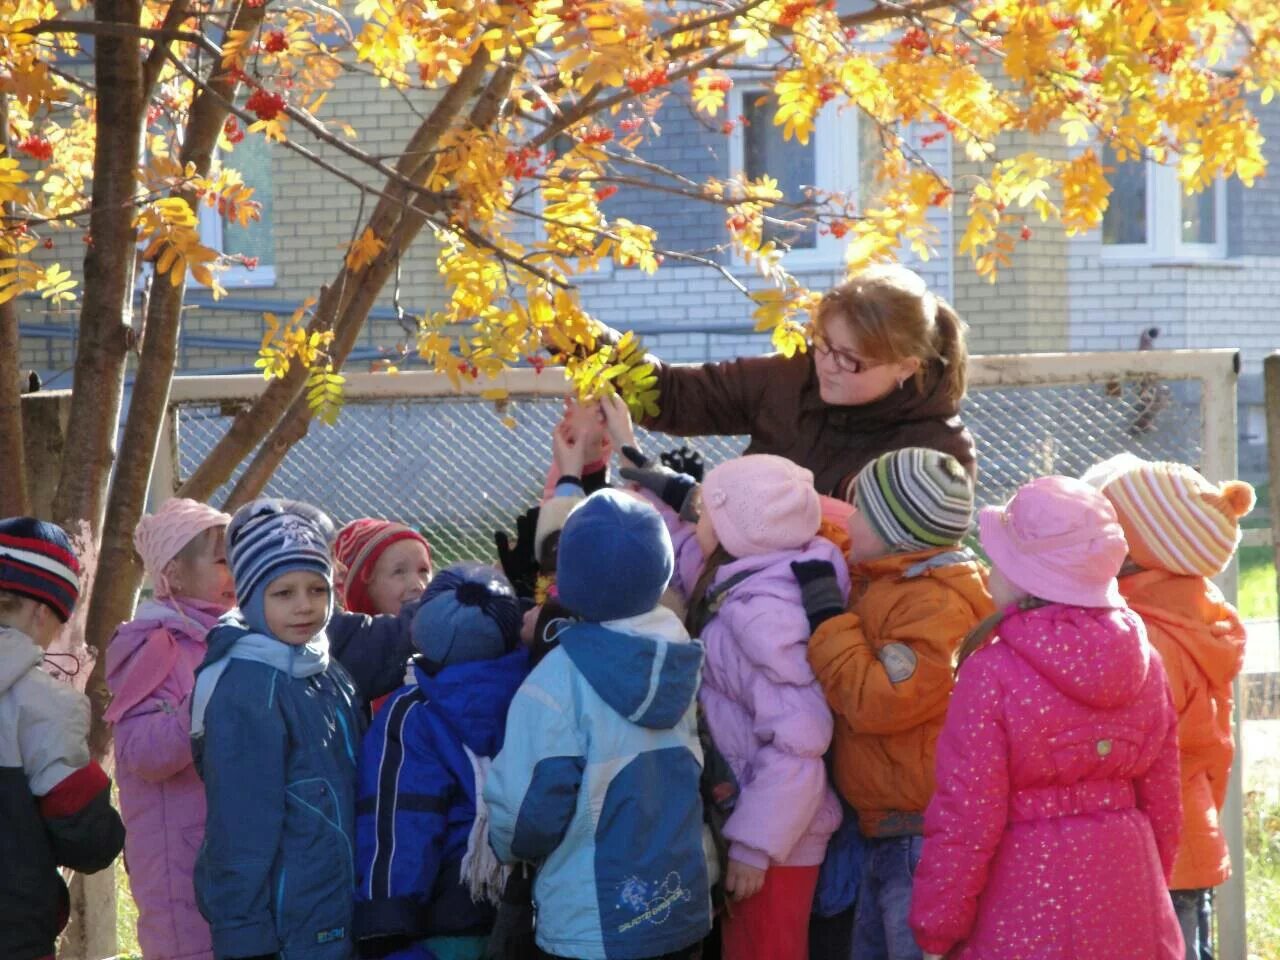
[226,498,334,604]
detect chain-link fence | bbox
[166,352,1225,567]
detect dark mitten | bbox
[494,506,541,600]
[532,598,577,667]
[660,444,705,483]
[619,445,699,518]
[484,865,538,960]
[790,559,845,633]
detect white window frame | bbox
[727,85,861,269]
[1100,155,1228,262]
[198,197,277,289]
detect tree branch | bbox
[143,0,192,93]
[29,16,206,46]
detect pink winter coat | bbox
[106,598,222,960]
[909,603,1184,959]
[671,525,849,871]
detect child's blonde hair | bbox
[815,265,968,405]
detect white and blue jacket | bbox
[485,607,712,960]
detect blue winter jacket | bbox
[328,605,419,707]
[354,649,530,947]
[485,607,712,960]
[192,623,365,960]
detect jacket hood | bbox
[713,536,852,604]
[1120,569,1247,687]
[413,648,530,757]
[0,626,42,696]
[104,599,215,723]
[997,603,1151,709]
[559,606,703,730]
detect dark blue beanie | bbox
[411,563,521,669]
[556,490,674,622]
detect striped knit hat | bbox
[0,517,81,622]
[1092,457,1255,577]
[851,447,974,551]
[227,498,335,608]
[333,518,432,615]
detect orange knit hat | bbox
[1093,457,1255,577]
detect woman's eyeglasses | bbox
[811,331,886,375]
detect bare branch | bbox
[143,0,192,92]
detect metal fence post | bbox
[1202,351,1245,960]
[146,408,178,511]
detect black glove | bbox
[619,445,699,520]
[790,559,845,633]
[494,506,541,601]
[484,865,538,960]
[660,444,705,482]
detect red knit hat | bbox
[332,518,432,615]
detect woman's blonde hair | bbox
[815,264,969,405]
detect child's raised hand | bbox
[563,398,608,462]
[724,859,766,902]
[552,421,588,478]
[599,390,638,452]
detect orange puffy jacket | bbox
[808,547,994,837]
[1119,568,1246,890]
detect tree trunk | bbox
[179,52,499,504]
[0,95,31,517]
[50,0,145,539]
[217,60,522,508]
[81,0,268,758]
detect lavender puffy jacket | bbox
[106,600,217,960]
[668,518,849,870]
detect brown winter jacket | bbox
[807,547,993,838]
[637,350,975,498]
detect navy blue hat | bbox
[0,517,81,622]
[412,563,521,669]
[227,499,334,623]
[556,490,674,622]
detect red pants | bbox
[721,865,820,960]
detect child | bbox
[355,562,528,960]
[0,517,125,960]
[486,490,711,960]
[333,518,433,616]
[656,451,850,960]
[794,448,993,960]
[1088,456,1253,960]
[105,498,233,960]
[908,476,1184,960]
[191,498,364,960]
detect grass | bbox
[115,857,141,959]
[1239,546,1277,621]
[1246,793,1280,959]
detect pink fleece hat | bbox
[702,454,821,558]
[134,498,232,597]
[978,476,1127,608]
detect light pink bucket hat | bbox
[978,475,1127,608]
[134,498,232,597]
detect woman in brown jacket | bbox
[631,264,975,498]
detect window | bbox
[1100,145,1227,260]
[728,88,868,266]
[198,133,277,287]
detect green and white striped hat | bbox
[852,447,974,551]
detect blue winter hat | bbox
[556,489,674,622]
[411,562,521,669]
[227,498,334,623]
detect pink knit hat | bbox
[978,476,1128,608]
[134,498,232,597]
[702,454,821,558]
